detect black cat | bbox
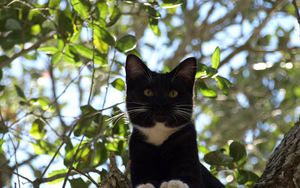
[125,54,224,188]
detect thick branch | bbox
[254,120,300,188]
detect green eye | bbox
[144,88,154,97]
[168,90,178,98]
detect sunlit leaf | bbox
[93,142,108,166]
[149,17,161,36]
[30,119,46,140]
[97,1,108,19]
[70,44,106,64]
[51,52,63,65]
[116,35,137,53]
[111,78,125,91]
[211,47,220,69]
[196,63,209,78]
[70,0,89,19]
[32,140,56,155]
[47,169,67,184]
[229,141,247,162]
[0,139,4,154]
[107,6,121,27]
[161,0,184,8]
[39,46,59,55]
[198,81,217,98]
[215,76,232,95]
[31,24,41,35]
[94,25,116,46]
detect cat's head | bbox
[125,54,196,128]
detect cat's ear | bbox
[126,54,151,80]
[172,57,197,83]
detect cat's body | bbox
[125,54,224,188]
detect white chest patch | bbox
[134,122,179,146]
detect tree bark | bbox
[254,120,300,188]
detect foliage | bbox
[0,0,299,187]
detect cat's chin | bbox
[154,115,167,122]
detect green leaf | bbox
[32,140,56,155]
[106,6,121,27]
[47,169,68,184]
[30,119,46,140]
[80,104,97,115]
[93,142,108,166]
[94,26,116,46]
[70,44,106,64]
[145,5,161,19]
[51,52,63,64]
[198,81,217,98]
[69,178,89,188]
[229,141,247,162]
[15,85,26,100]
[116,35,137,53]
[195,63,209,78]
[111,78,125,91]
[0,139,4,154]
[215,76,231,95]
[149,17,161,36]
[161,0,184,8]
[70,0,89,19]
[39,46,59,55]
[211,47,220,69]
[237,170,259,184]
[204,150,233,166]
[0,69,2,80]
[31,24,41,35]
[5,18,22,30]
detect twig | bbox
[102,49,117,109]
[88,17,96,104]
[73,168,99,186]
[39,118,82,179]
[292,0,300,30]
[0,35,54,68]
[8,135,21,188]
[0,169,33,184]
[49,61,66,128]
[219,0,288,66]
[62,135,85,188]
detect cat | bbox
[125,54,224,188]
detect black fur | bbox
[125,54,224,188]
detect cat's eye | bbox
[168,90,178,98]
[144,88,154,97]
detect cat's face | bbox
[125,54,196,128]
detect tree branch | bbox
[0,35,54,68]
[292,0,300,30]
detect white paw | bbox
[160,180,189,188]
[136,183,155,188]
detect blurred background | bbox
[0,0,299,187]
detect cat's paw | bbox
[136,183,156,188]
[160,180,189,188]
